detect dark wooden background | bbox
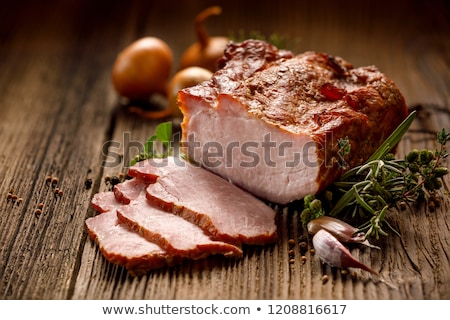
[0,0,449,299]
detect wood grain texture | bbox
[0,0,449,300]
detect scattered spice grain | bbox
[110,175,120,186]
[34,209,42,218]
[321,275,329,284]
[51,177,59,186]
[84,178,93,190]
[299,241,308,254]
[288,239,295,247]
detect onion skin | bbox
[112,37,173,100]
[312,229,379,275]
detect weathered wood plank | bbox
[0,0,137,299]
[0,0,449,300]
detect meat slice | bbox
[91,189,242,259]
[113,177,147,204]
[178,40,409,204]
[116,193,242,258]
[85,208,178,276]
[129,157,278,245]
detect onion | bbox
[167,67,213,118]
[112,37,173,101]
[179,6,229,72]
[131,66,213,120]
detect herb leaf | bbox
[156,121,172,146]
[366,111,416,162]
[303,110,449,240]
[130,121,173,166]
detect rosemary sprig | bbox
[301,111,450,239]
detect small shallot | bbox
[307,216,380,249]
[111,37,173,101]
[166,67,213,118]
[179,6,229,72]
[312,229,379,276]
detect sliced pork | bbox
[113,177,147,204]
[117,193,242,258]
[85,201,179,276]
[178,40,409,204]
[129,157,278,245]
[90,189,242,259]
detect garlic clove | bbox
[312,229,379,276]
[307,216,380,249]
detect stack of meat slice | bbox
[85,157,277,276]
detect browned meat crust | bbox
[179,40,409,203]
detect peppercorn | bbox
[51,177,59,186]
[428,200,436,212]
[299,241,308,255]
[287,239,295,247]
[398,201,407,210]
[288,249,295,257]
[84,178,93,190]
[110,176,120,186]
[34,209,42,218]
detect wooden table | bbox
[1,0,449,300]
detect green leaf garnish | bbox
[366,111,416,162]
[303,110,449,239]
[130,121,173,166]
